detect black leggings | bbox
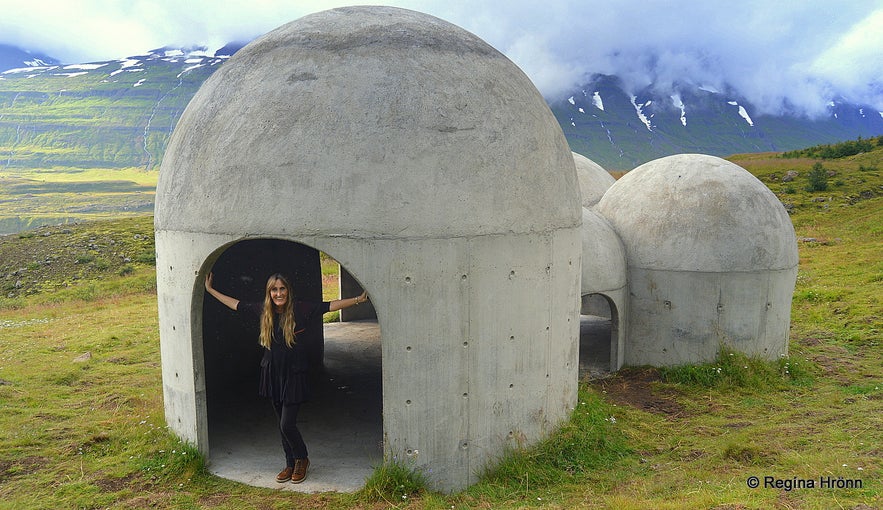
[272,401,308,466]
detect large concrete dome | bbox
[155,6,579,238]
[597,154,797,272]
[153,6,582,493]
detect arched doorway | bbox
[579,293,619,378]
[200,238,382,491]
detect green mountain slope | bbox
[1,50,224,171]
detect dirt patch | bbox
[806,343,863,385]
[0,456,47,481]
[94,474,138,493]
[591,367,685,417]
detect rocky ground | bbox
[0,216,155,299]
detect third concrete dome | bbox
[155,6,580,239]
[597,154,798,272]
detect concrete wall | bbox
[154,229,581,491]
[624,267,795,364]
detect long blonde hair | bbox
[259,273,296,349]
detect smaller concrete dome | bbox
[573,152,615,207]
[580,208,626,295]
[597,154,798,272]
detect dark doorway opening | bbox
[579,293,616,379]
[201,239,382,491]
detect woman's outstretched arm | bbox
[328,290,369,312]
[204,272,240,311]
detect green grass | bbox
[358,458,429,505]
[659,346,815,389]
[0,142,881,508]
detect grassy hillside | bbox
[0,144,880,508]
[0,57,211,171]
[0,51,220,234]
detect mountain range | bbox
[552,75,883,169]
[1,43,882,173]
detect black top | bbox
[237,300,330,404]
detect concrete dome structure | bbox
[154,6,581,493]
[579,208,628,370]
[573,152,615,208]
[597,154,798,365]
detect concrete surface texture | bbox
[154,5,581,493]
[573,152,616,208]
[596,154,799,365]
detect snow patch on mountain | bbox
[592,91,604,111]
[728,101,754,126]
[671,94,687,126]
[64,63,108,70]
[2,66,56,75]
[630,96,653,131]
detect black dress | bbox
[237,300,330,404]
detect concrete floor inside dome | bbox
[206,316,611,493]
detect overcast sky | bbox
[1,0,881,116]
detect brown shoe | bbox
[291,458,309,484]
[276,466,294,483]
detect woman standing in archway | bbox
[204,272,368,484]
